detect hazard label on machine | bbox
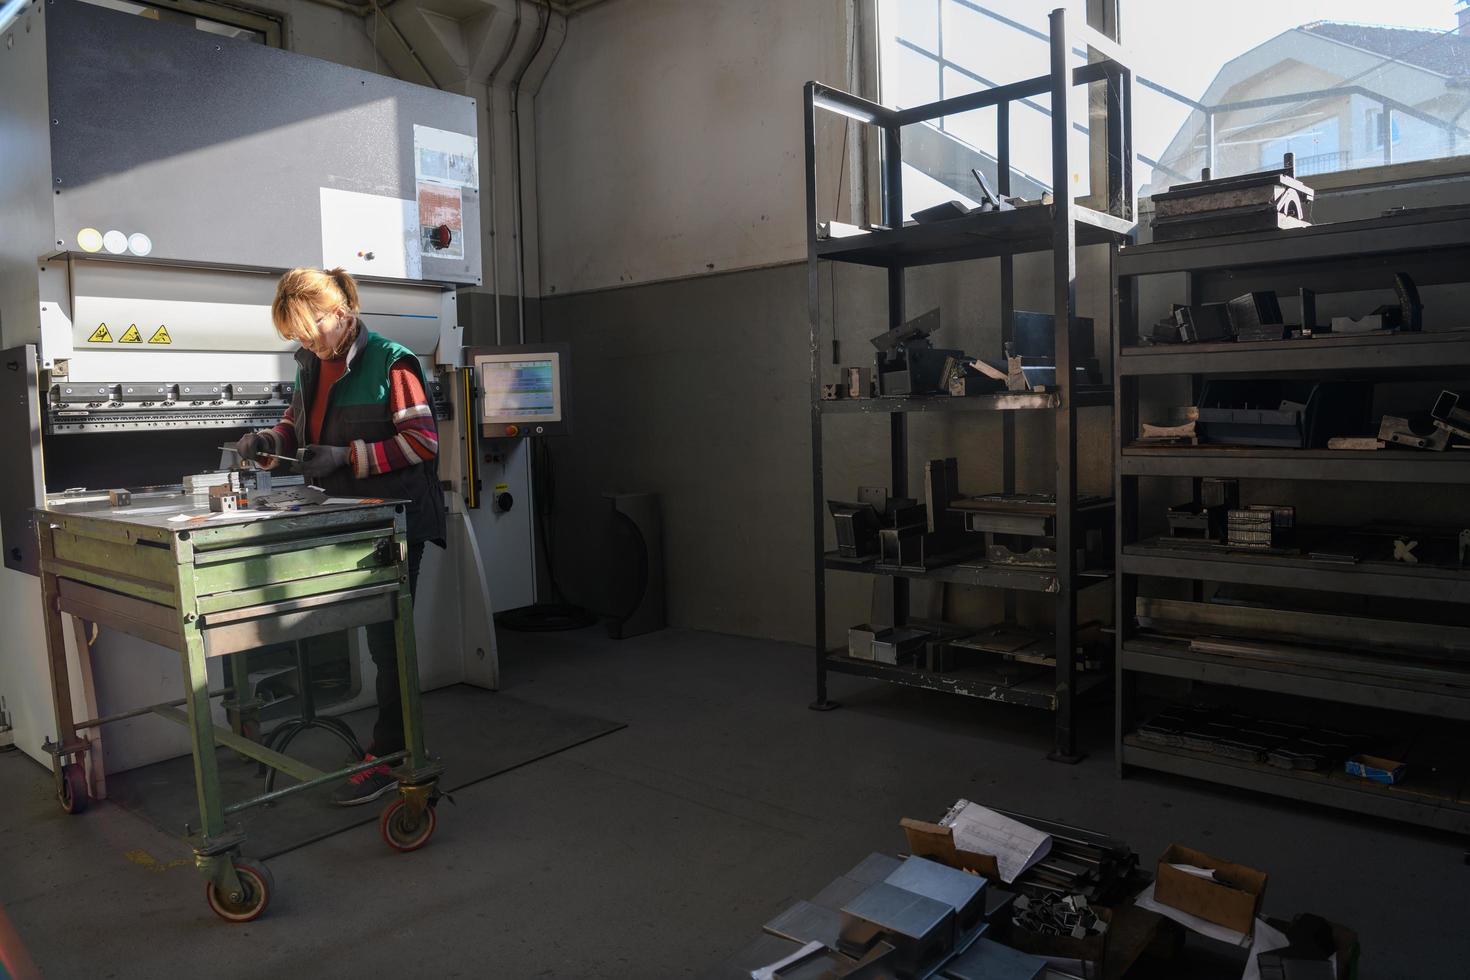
[119,324,143,344]
[148,325,172,345]
[87,323,112,343]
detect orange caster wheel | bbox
[205,859,273,923]
[58,764,88,815]
[380,797,437,852]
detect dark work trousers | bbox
[366,540,425,756]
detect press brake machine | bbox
[0,0,508,778]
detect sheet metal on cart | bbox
[0,0,499,778]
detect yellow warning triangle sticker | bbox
[147,325,172,345]
[118,324,142,344]
[87,323,112,343]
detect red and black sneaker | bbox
[330,754,396,807]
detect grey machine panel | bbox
[42,0,480,285]
[0,346,44,574]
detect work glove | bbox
[301,444,351,481]
[235,431,267,463]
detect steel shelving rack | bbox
[1113,203,1470,832]
[803,9,1135,760]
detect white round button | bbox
[127,232,152,256]
[77,228,103,252]
[102,230,127,254]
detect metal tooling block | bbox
[764,899,845,950]
[840,882,955,978]
[884,856,988,942]
[870,628,930,666]
[941,937,1045,980]
[184,471,240,495]
[1226,291,1283,336]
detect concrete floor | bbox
[0,627,1465,978]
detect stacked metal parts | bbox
[1149,154,1313,242]
[745,807,1147,980]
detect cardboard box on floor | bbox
[1155,843,1267,936]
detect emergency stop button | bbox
[504,424,519,437]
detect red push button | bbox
[505,424,519,437]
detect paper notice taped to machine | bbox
[413,124,479,190]
[939,800,1051,884]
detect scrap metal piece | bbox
[1173,303,1233,343]
[253,485,327,511]
[1331,314,1387,334]
[1378,415,1450,451]
[1392,538,1419,563]
[1226,292,1284,340]
[1430,390,1470,439]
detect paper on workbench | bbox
[939,800,1051,883]
[1133,882,1252,948]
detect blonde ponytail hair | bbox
[271,267,360,344]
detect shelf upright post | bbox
[1113,262,1139,774]
[805,82,836,711]
[883,110,909,629]
[1049,6,1082,763]
[998,102,1019,628]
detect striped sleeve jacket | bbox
[260,358,438,477]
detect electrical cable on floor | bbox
[494,439,601,632]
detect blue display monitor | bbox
[472,345,570,436]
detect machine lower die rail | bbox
[36,494,444,921]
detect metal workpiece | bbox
[803,8,1132,757]
[841,881,955,978]
[34,493,443,920]
[884,857,987,945]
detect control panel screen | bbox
[477,353,563,424]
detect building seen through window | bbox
[879,0,1470,209]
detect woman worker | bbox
[234,267,444,807]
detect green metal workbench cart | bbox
[36,491,443,921]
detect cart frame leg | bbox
[37,522,89,795]
[389,533,441,826]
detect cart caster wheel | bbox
[380,797,437,852]
[58,764,89,815]
[205,860,273,923]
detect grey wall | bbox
[536,0,856,294]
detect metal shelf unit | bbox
[1112,204,1470,832]
[804,8,1135,760]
